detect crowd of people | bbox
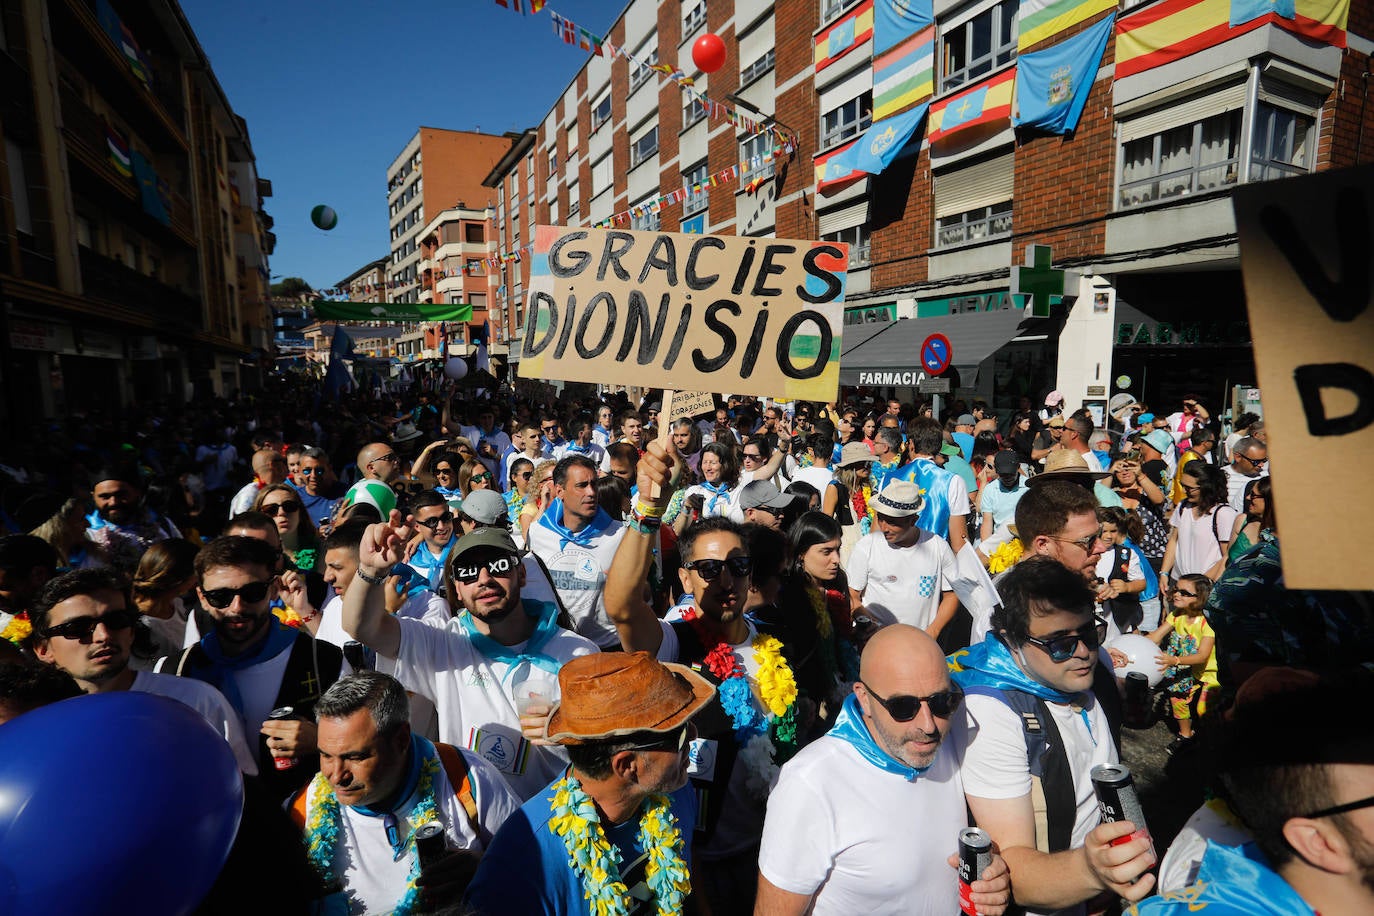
[0,374,1370,916]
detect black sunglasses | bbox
[1302,793,1374,821]
[370,453,398,464]
[1175,588,1198,598]
[41,609,137,641]
[860,680,964,721]
[434,467,455,476]
[624,723,691,753]
[201,579,273,610]
[262,500,301,515]
[414,511,454,530]
[1024,624,1102,663]
[450,554,520,585]
[518,471,534,479]
[683,556,753,581]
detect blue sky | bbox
[180,0,617,292]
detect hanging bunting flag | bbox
[829,102,930,176]
[927,66,1017,144]
[814,1,875,73]
[495,0,528,12]
[1012,14,1114,134]
[1017,0,1116,52]
[873,0,934,54]
[131,151,169,225]
[873,25,935,119]
[1116,0,1347,79]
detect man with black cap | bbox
[979,451,1029,543]
[464,651,713,915]
[343,517,598,800]
[737,480,798,532]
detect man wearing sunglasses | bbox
[758,625,1011,915]
[169,536,345,800]
[343,522,597,801]
[355,442,402,486]
[403,490,459,592]
[293,448,346,532]
[1222,436,1268,512]
[31,568,257,774]
[1131,667,1374,916]
[955,557,1153,915]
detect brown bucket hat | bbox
[544,651,716,746]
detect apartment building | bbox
[385,128,514,305]
[417,203,499,354]
[482,0,1368,412]
[0,0,274,425]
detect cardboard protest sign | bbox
[520,226,848,402]
[665,390,716,423]
[1233,164,1374,589]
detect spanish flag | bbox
[1116,0,1348,80]
[927,67,1017,145]
[814,0,874,73]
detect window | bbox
[76,216,93,248]
[684,94,708,128]
[1119,109,1242,208]
[592,154,614,197]
[683,1,707,36]
[465,223,485,244]
[631,197,660,232]
[568,182,581,220]
[548,150,558,176]
[526,156,534,179]
[822,91,872,148]
[631,125,659,168]
[740,133,776,184]
[550,197,560,225]
[1250,102,1314,182]
[821,224,871,267]
[741,49,775,86]
[629,41,659,92]
[936,200,1013,246]
[567,122,579,159]
[941,0,1018,92]
[821,0,862,25]
[683,162,709,216]
[592,92,612,131]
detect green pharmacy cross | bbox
[1010,244,1065,318]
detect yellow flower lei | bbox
[548,774,690,916]
[987,538,1024,574]
[807,588,833,640]
[752,636,798,717]
[1,613,32,646]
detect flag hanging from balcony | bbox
[814,1,874,73]
[1017,0,1116,52]
[873,0,934,54]
[1013,14,1113,134]
[105,123,133,178]
[927,67,1017,145]
[829,103,930,176]
[1230,0,1295,25]
[312,300,474,323]
[873,26,935,119]
[814,139,866,195]
[130,151,169,226]
[1116,0,1347,79]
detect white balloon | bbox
[1107,634,1167,687]
[444,357,468,380]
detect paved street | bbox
[1120,703,1209,857]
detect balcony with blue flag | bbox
[1012,14,1115,135]
[829,103,930,177]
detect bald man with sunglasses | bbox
[757,625,1010,915]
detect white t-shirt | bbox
[1158,800,1253,894]
[134,597,194,670]
[131,670,259,775]
[847,530,956,629]
[1079,449,1106,473]
[1222,465,1266,513]
[961,689,1118,916]
[527,518,627,650]
[461,426,512,476]
[1095,545,1144,587]
[554,441,606,467]
[790,466,837,496]
[1168,503,1239,578]
[390,614,598,801]
[298,743,521,914]
[758,728,969,915]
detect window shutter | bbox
[819,64,873,110]
[1119,83,1247,144]
[1257,79,1322,116]
[818,199,869,235]
[933,152,1013,219]
[738,18,774,75]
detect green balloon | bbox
[311,205,338,231]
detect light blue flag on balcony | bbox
[874,0,934,54]
[130,151,169,226]
[829,103,929,177]
[1012,14,1114,135]
[1230,0,1295,28]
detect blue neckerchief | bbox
[1168,841,1316,916]
[456,598,563,679]
[198,616,299,717]
[829,694,930,782]
[350,734,434,860]
[700,481,732,517]
[950,633,1095,739]
[407,539,454,591]
[536,498,613,550]
[434,485,461,499]
[566,443,593,455]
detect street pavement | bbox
[1120,702,1210,857]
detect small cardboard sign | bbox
[1233,164,1374,589]
[666,390,716,423]
[520,226,848,401]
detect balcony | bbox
[79,248,201,330]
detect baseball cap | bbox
[739,480,798,512]
[956,414,976,426]
[940,442,962,457]
[1140,429,1175,455]
[459,489,508,526]
[994,451,1020,475]
[1045,390,1064,407]
[448,528,522,564]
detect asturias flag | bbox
[1012,14,1115,135]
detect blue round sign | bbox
[921,333,952,375]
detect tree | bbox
[270,277,314,298]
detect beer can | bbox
[267,706,299,771]
[1091,763,1151,849]
[414,821,447,870]
[343,640,370,672]
[957,827,992,916]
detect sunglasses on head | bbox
[1024,624,1102,663]
[41,608,137,641]
[860,680,963,721]
[683,556,753,581]
[262,501,301,516]
[414,511,454,530]
[201,580,273,610]
[625,723,691,753]
[450,553,520,585]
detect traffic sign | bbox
[921,333,952,375]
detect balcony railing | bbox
[79,247,201,329]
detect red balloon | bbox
[692,33,727,74]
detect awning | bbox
[839,307,1030,386]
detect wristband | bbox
[633,499,666,520]
[628,504,662,534]
[356,567,390,585]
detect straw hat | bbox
[872,480,925,518]
[1028,449,1110,488]
[835,441,876,468]
[544,652,716,745]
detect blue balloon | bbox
[0,692,244,915]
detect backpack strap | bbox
[287,785,311,831]
[435,742,483,841]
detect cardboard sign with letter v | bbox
[1233,164,1374,589]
